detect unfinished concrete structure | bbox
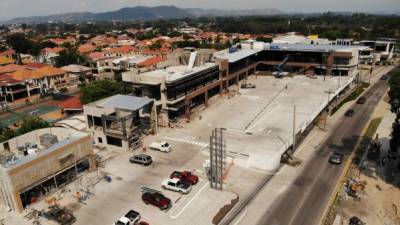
[0,127,94,212]
[84,95,157,151]
[360,39,396,64]
[122,41,362,121]
[122,49,219,122]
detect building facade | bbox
[0,127,95,212]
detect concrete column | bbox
[185,99,190,120]
[326,52,334,76]
[205,91,209,107]
[26,84,31,98]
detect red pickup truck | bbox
[170,171,199,185]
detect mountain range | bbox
[1,6,285,24]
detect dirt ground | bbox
[336,99,400,225]
[338,172,400,225]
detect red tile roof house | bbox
[86,52,117,74]
[137,56,166,70]
[57,95,83,115]
[40,47,64,65]
[0,65,69,104]
[0,73,27,103]
[0,49,15,58]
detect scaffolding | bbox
[209,128,226,190]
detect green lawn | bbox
[331,82,370,115]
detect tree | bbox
[80,79,127,104]
[0,117,50,142]
[16,117,50,136]
[0,127,16,143]
[149,40,163,50]
[388,68,400,156]
[55,45,86,67]
[5,33,35,64]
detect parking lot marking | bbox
[164,136,209,148]
[169,181,209,219]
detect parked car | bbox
[129,154,153,166]
[241,83,256,89]
[43,206,76,225]
[356,97,366,104]
[380,75,388,80]
[114,210,140,225]
[345,109,354,117]
[170,171,199,185]
[329,152,344,165]
[349,216,365,225]
[142,191,171,210]
[149,141,171,153]
[161,178,192,194]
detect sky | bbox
[0,0,399,21]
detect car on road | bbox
[142,191,171,210]
[241,83,256,89]
[329,152,344,165]
[170,171,199,185]
[149,141,171,153]
[345,109,354,117]
[114,210,141,225]
[356,97,366,104]
[129,154,153,166]
[380,75,388,80]
[161,178,192,194]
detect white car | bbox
[114,210,140,225]
[149,141,171,153]
[161,178,192,194]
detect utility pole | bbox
[292,105,296,150]
[324,90,335,130]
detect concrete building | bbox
[122,41,361,121]
[0,127,95,212]
[122,50,219,122]
[360,39,396,64]
[84,95,157,151]
[61,64,94,84]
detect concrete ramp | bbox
[188,51,197,69]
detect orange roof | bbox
[58,95,83,110]
[24,63,48,69]
[0,73,23,87]
[0,49,15,57]
[78,44,96,54]
[43,47,64,54]
[138,56,165,68]
[0,56,14,65]
[0,64,26,74]
[141,47,170,56]
[31,66,66,79]
[11,69,33,80]
[106,45,137,54]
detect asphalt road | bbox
[256,77,390,225]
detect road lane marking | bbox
[169,181,209,219]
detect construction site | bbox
[0,38,397,225]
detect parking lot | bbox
[0,73,358,225]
